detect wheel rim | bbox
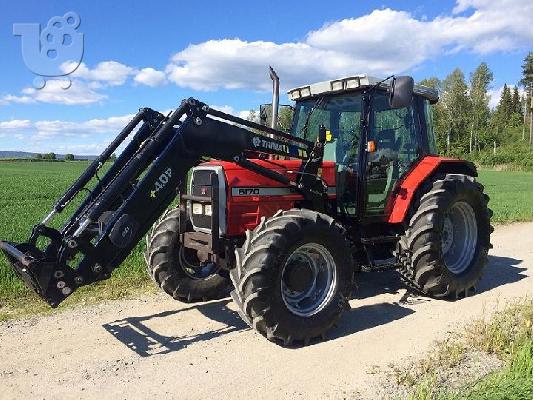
[280,243,337,317]
[178,247,219,280]
[441,201,478,275]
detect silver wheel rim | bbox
[280,243,337,317]
[442,201,478,275]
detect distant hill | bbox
[0,151,97,160]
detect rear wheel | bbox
[230,209,355,345]
[398,174,492,298]
[145,207,230,302]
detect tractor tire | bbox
[397,174,492,299]
[230,209,355,345]
[145,207,231,302]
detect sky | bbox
[0,0,532,154]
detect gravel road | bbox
[0,222,531,400]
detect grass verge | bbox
[392,299,533,400]
[0,272,158,322]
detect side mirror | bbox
[389,76,414,109]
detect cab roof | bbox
[287,75,439,104]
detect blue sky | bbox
[0,0,532,154]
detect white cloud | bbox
[1,62,136,107]
[23,80,107,105]
[0,113,136,154]
[1,79,107,106]
[165,0,532,91]
[166,40,344,91]
[1,0,531,108]
[63,61,136,87]
[211,105,236,114]
[0,94,36,105]
[0,61,167,106]
[488,87,502,109]
[211,105,256,120]
[32,114,135,139]
[134,68,167,87]
[488,85,525,109]
[0,120,31,129]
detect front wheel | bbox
[145,208,231,302]
[397,174,492,298]
[230,209,355,345]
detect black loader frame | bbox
[0,98,329,307]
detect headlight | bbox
[204,204,212,216]
[192,203,203,215]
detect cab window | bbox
[291,93,363,216]
[291,93,362,165]
[365,91,422,216]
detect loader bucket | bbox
[0,240,74,307]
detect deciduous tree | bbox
[469,63,493,151]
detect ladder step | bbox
[360,235,399,245]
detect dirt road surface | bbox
[0,223,531,400]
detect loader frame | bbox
[0,98,328,307]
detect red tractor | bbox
[1,72,491,345]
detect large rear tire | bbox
[145,207,231,302]
[397,174,492,298]
[230,209,355,345]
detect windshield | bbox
[291,93,363,164]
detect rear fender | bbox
[387,156,477,224]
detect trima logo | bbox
[252,136,289,153]
[150,168,172,198]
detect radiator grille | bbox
[190,169,213,230]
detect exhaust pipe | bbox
[269,66,279,130]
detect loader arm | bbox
[0,98,327,307]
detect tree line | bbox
[420,52,532,168]
[34,153,117,161]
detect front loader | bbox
[1,73,492,345]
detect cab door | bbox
[364,92,422,217]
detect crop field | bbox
[0,161,149,303]
[0,161,531,304]
[477,169,533,223]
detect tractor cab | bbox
[287,75,439,219]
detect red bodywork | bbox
[204,159,336,236]
[386,156,474,223]
[203,156,471,236]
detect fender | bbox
[387,156,477,224]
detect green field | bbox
[477,170,533,223]
[0,161,150,307]
[0,161,531,309]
